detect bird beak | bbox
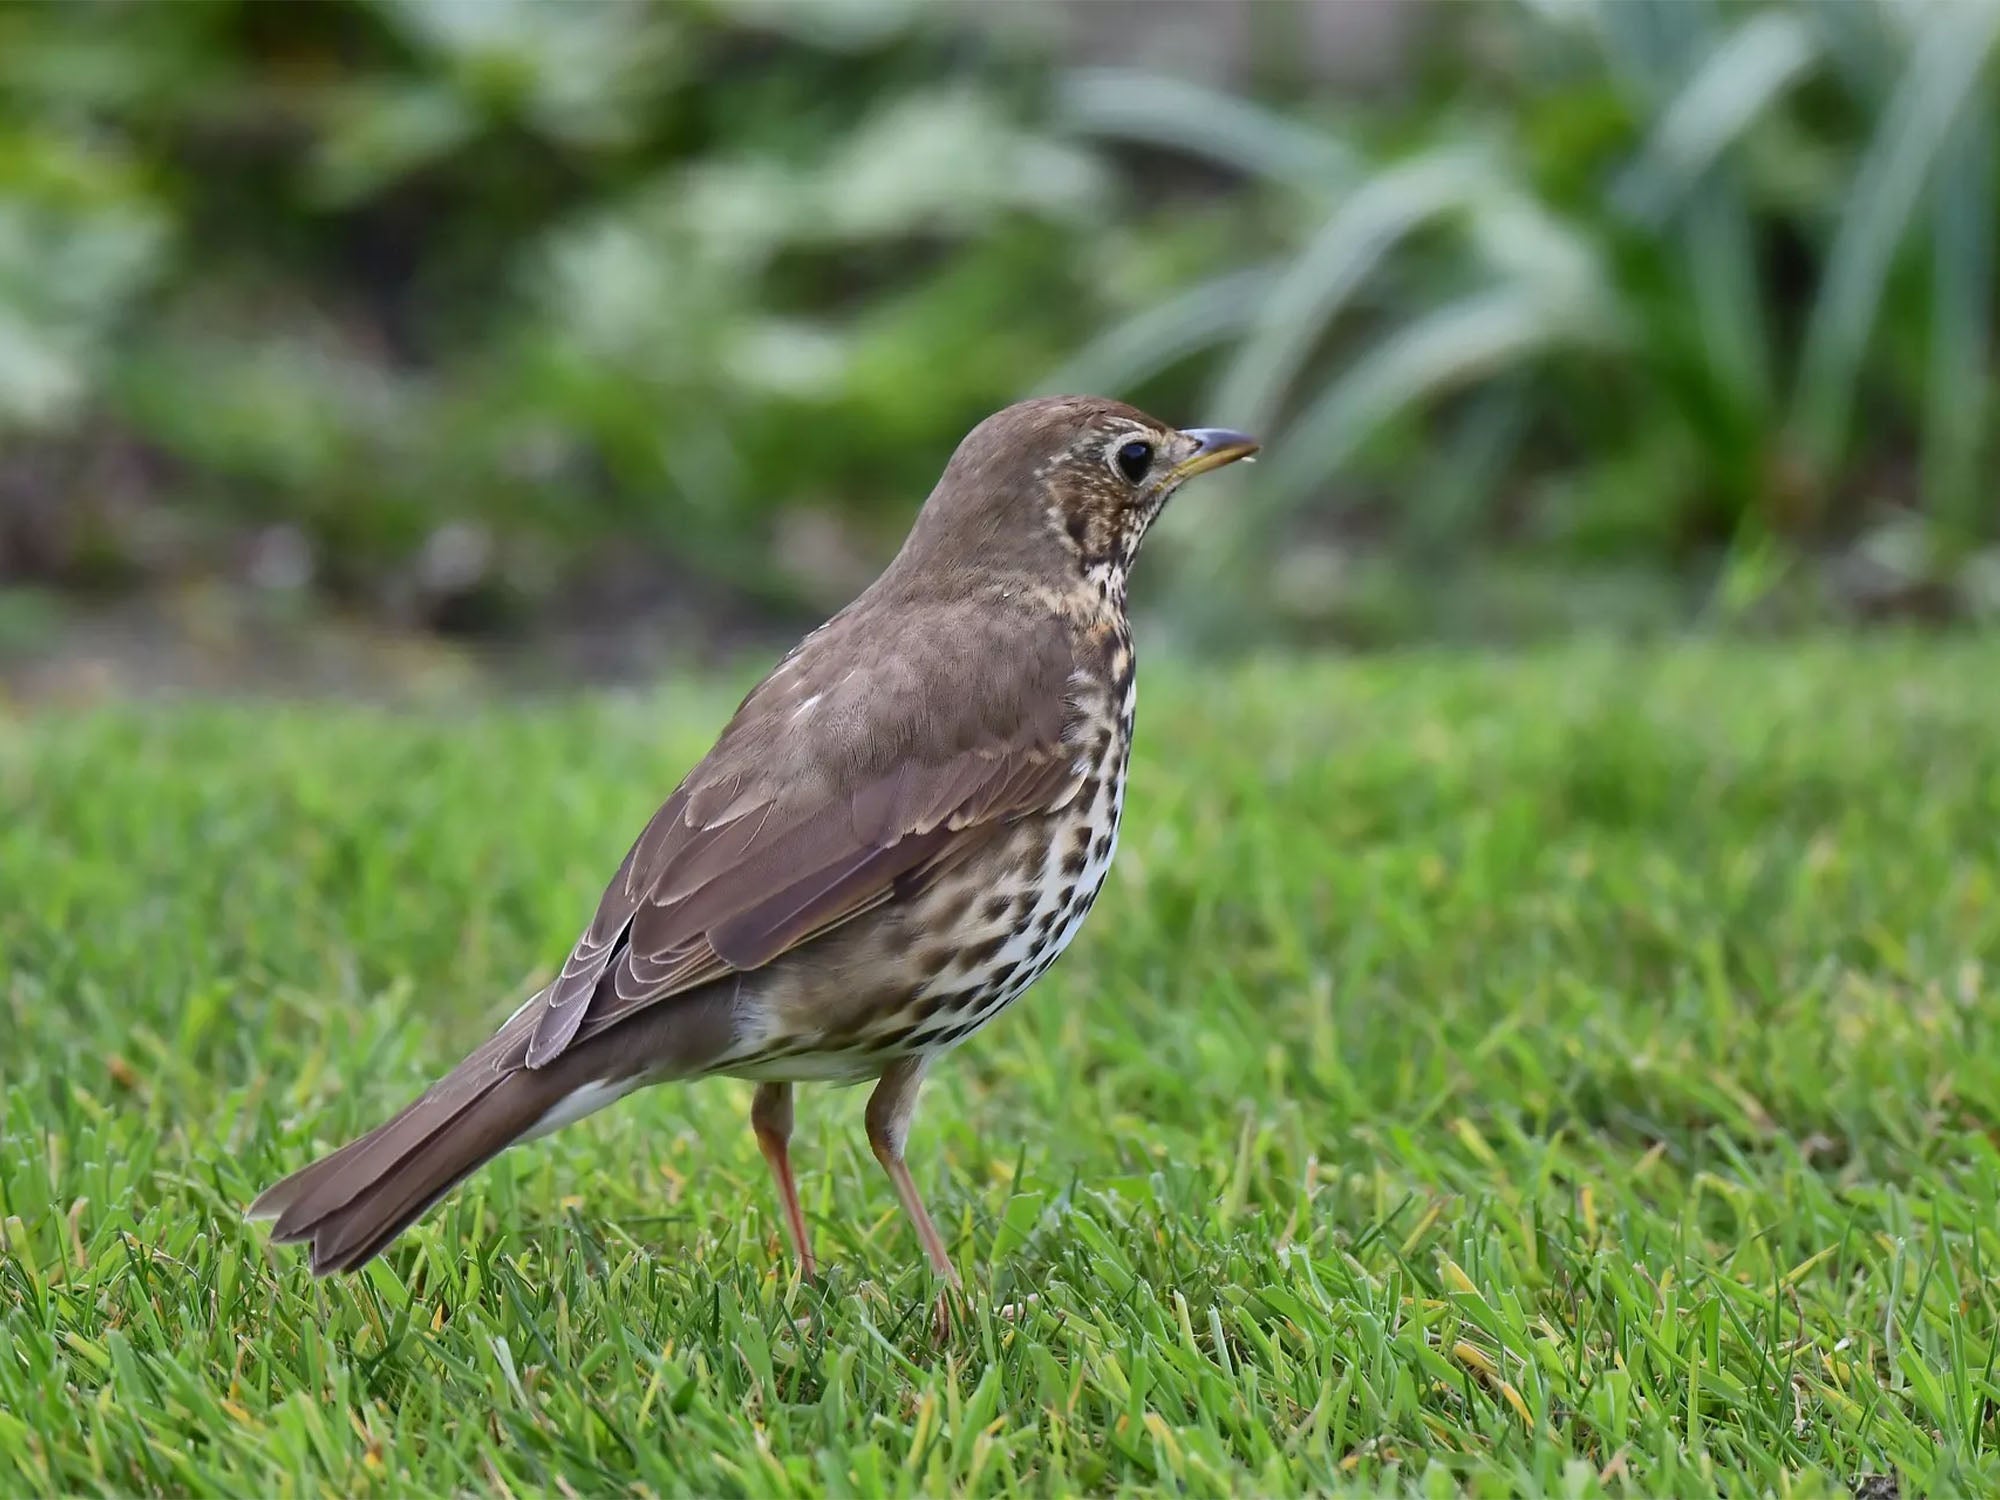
[1170,427,1261,481]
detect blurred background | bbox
[2,0,1996,697]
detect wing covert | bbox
[522,604,1083,1068]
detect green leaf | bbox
[1042,267,1275,399]
[1057,67,1355,191]
[1922,78,1996,538]
[1792,0,2000,470]
[1612,9,1821,224]
[1257,282,1617,522]
[1212,149,1497,435]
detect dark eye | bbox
[1115,439,1154,484]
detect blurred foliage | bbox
[0,0,1131,637]
[1068,0,2000,642]
[1,0,1997,652]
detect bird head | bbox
[893,396,1259,594]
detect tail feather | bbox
[249,985,741,1274]
[250,1060,565,1275]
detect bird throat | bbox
[1048,495,1161,616]
[1083,555,1131,614]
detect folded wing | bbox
[524,601,1084,1068]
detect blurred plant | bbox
[0,0,1119,633]
[1059,0,2000,639]
[0,132,167,429]
[515,81,1106,600]
[3,0,1996,655]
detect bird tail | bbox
[247,1052,576,1275]
[247,987,738,1275]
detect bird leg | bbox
[865,1057,961,1292]
[752,1081,815,1280]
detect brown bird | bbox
[249,395,1257,1285]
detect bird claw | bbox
[931,1281,968,1343]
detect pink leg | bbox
[752,1082,815,1280]
[866,1057,961,1290]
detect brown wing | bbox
[522,599,1085,1068]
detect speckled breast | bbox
[888,703,1131,1058]
[723,672,1134,1085]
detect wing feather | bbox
[521,604,1083,1069]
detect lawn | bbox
[4,640,2000,1497]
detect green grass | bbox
[5,640,2000,1496]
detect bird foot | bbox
[930,1281,969,1343]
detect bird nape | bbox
[249,396,1259,1289]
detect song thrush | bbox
[249,396,1257,1285]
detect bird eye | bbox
[1114,439,1154,484]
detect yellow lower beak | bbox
[1170,427,1261,481]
